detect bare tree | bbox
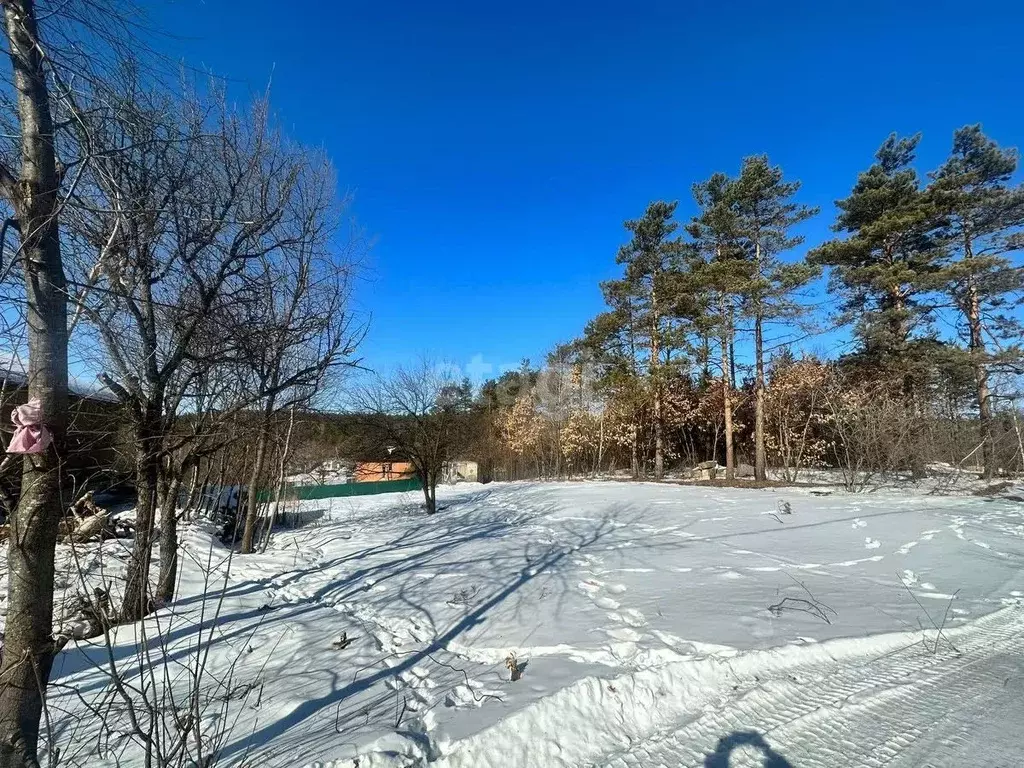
[822,372,925,491]
[153,359,249,603]
[356,361,473,514]
[66,73,358,617]
[236,204,363,554]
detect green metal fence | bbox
[256,477,422,502]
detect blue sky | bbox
[150,0,1023,382]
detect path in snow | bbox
[594,605,1024,768]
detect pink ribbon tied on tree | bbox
[7,398,52,455]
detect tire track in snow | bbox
[597,605,1024,768]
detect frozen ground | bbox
[26,481,1024,767]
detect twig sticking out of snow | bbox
[768,575,838,624]
[768,597,834,624]
[394,694,408,729]
[896,572,961,654]
[424,653,503,704]
[446,586,480,606]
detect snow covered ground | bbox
[33,481,1024,767]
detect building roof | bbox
[0,362,119,403]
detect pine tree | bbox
[687,174,751,480]
[731,156,819,481]
[601,201,687,479]
[928,125,1024,477]
[809,134,942,397]
[584,284,647,478]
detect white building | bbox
[443,460,478,483]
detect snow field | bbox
[26,480,1024,766]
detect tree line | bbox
[476,130,1024,486]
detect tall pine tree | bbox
[601,201,687,479]
[810,134,942,397]
[687,174,750,480]
[928,125,1024,477]
[584,288,646,478]
[731,156,819,481]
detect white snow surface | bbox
[33,481,1024,767]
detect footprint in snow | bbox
[864,537,881,549]
[605,626,644,642]
[902,569,918,585]
[897,541,919,554]
[610,608,647,628]
[852,519,867,529]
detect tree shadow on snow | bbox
[53,501,550,689]
[704,730,794,767]
[210,499,619,762]
[55,484,697,763]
